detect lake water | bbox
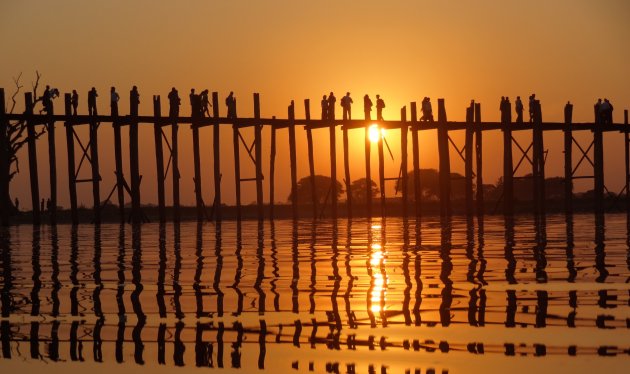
[0,214,628,373]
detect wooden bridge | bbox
[1,88,629,225]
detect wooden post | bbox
[191,102,203,221]
[465,103,474,216]
[172,110,180,223]
[625,110,629,215]
[25,93,40,225]
[502,105,513,217]
[343,117,352,218]
[64,94,78,224]
[113,97,125,222]
[378,123,385,216]
[593,105,604,215]
[532,102,546,216]
[305,99,317,218]
[289,102,298,219]
[0,89,8,226]
[89,97,101,224]
[564,103,573,215]
[153,96,166,222]
[212,92,221,221]
[269,117,277,220]
[411,102,421,218]
[232,100,242,220]
[254,93,264,220]
[329,104,338,219]
[129,88,141,224]
[437,98,451,217]
[400,106,408,218]
[47,99,57,224]
[475,103,484,217]
[365,117,372,218]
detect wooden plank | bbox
[437,98,450,217]
[212,92,221,221]
[269,118,277,220]
[46,98,57,224]
[564,102,573,215]
[153,96,166,222]
[0,89,8,225]
[254,93,263,220]
[400,106,408,218]
[25,93,40,225]
[232,99,241,221]
[304,99,317,217]
[475,103,484,217]
[129,87,141,224]
[502,104,513,217]
[289,102,300,219]
[64,94,78,224]
[113,95,125,222]
[465,103,474,216]
[410,102,420,218]
[89,96,101,224]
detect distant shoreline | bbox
[5,198,626,225]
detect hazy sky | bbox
[2,0,630,208]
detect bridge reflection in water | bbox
[0,214,629,373]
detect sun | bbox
[368,124,383,143]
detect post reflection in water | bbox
[0,214,629,372]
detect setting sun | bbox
[368,124,383,143]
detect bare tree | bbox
[1,71,47,214]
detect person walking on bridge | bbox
[363,94,373,120]
[341,92,353,120]
[110,87,120,117]
[327,92,336,120]
[321,95,328,120]
[515,96,523,124]
[168,87,180,118]
[376,94,385,121]
[88,87,98,116]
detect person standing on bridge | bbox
[341,92,353,120]
[420,97,433,122]
[327,92,336,120]
[71,90,79,116]
[376,94,385,121]
[110,87,120,117]
[200,89,211,117]
[528,94,537,123]
[40,85,52,114]
[363,94,373,120]
[130,86,140,116]
[515,96,523,124]
[168,87,180,118]
[226,91,236,118]
[88,87,98,116]
[321,95,328,120]
[594,98,602,124]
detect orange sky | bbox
[2,0,630,208]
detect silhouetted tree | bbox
[395,168,468,200]
[2,72,47,214]
[288,175,343,205]
[349,178,379,204]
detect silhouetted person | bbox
[225,91,236,118]
[594,98,602,124]
[376,94,385,121]
[504,96,512,123]
[200,89,211,117]
[363,94,373,120]
[499,96,506,124]
[528,94,536,122]
[71,90,79,115]
[321,95,328,120]
[40,85,52,114]
[88,87,98,116]
[168,87,180,118]
[46,198,52,213]
[341,92,353,120]
[603,98,613,124]
[327,92,336,120]
[420,97,433,122]
[110,87,120,117]
[515,96,523,124]
[130,86,140,116]
[14,198,19,212]
[564,101,573,123]
[40,198,45,213]
[189,89,197,116]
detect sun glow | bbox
[368,124,384,143]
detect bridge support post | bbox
[437,98,451,217]
[26,93,40,225]
[153,96,166,222]
[563,103,573,215]
[212,92,221,221]
[400,106,408,218]
[305,100,317,218]
[254,93,264,221]
[475,103,484,217]
[411,102,421,218]
[465,102,474,216]
[64,94,78,224]
[289,101,298,219]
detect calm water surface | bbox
[0,214,628,373]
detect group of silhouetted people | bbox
[39,85,59,114]
[321,92,386,121]
[497,94,541,124]
[594,98,614,124]
[186,88,213,118]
